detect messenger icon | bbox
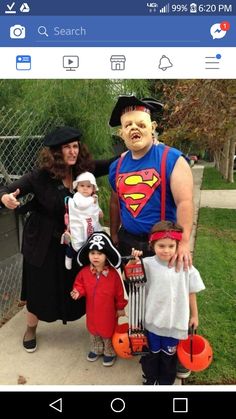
[210,23,226,39]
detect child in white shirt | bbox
[131,220,205,385]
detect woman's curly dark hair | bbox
[37,142,95,180]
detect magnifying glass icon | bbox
[38,26,49,37]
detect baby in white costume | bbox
[65,172,103,269]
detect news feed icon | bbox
[10,25,26,39]
[63,56,79,71]
[16,55,31,70]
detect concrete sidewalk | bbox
[1,164,234,386]
[0,308,141,385]
[200,190,236,209]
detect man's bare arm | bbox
[170,156,194,271]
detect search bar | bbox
[37,25,87,38]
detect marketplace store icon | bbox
[110,55,126,71]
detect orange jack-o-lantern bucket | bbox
[177,334,213,372]
[112,323,133,359]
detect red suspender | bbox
[115,155,124,222]
[160,145,170,220]
[115,145,170,222]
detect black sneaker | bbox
[176,363,191,379]
[142,375,158,385]
[87,352,99,362]
[23,337,37,353]
[103,355,116,367]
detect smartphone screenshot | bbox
[0,0,235,416]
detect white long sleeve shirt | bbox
[143,256,205,340]
[68,192,102,251]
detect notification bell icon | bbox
[158,55,173,71]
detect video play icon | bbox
[63,55,79,71]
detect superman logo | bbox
[117,169,161,217]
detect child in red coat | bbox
[71,231,127,366]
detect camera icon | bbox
[10,25,26,39]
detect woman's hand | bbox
[70,289,80,300]
[1,189,20,209]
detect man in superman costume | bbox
[108,95,194,381]
[109,95,193,273]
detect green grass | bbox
[96,178,111,226]
[187,208,236,384]
[201,167,236,190]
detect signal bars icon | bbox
[159,3,170,13]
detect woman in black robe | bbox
[0,126,116,352]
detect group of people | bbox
[0,95,205,384]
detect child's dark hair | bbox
[151,220,183,235]
[149,220,183,249]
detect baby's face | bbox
[76,181,94,196]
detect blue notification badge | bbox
[16,55,31,70]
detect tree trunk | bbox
[221,141,230,179]
[214,150,220,170]
[227,137,235,183]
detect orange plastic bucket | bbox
[177,334,213,372]
[112,323,133,359]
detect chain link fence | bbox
[0,106,61,325]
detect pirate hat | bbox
[141,97,164,122]
[77,231,122,269]
[140,97,163,108]
[109,95,163,127]
[43,126,82,147]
